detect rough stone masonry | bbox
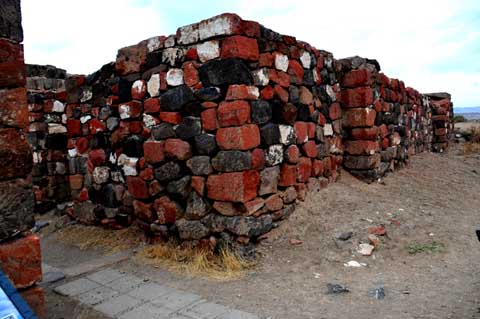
[10,12,455,248]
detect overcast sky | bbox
[21,0,479,108]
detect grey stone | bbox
[103,274,147,293]
[0,179,34,240]
[160,85,195,111]
[151,123,176,140]
[167,176,191,199]
[176,116,202,139]
[106,117,119,131]
[176,219,210,240]
[212,151,251,172]
[86,268,126,285]
[260,123,280,145]
[265,144,283,166]
[0,0,23,42]
[251,100,271,124]
[42,271,65,284]
[94,293,143,317]
[151,290,202,312]
[259,166,280,196]
[186,156,212,175]
[127,282,175,301]
[76,285,120,306]
[194,134,217,155]
[225,215,273,237]
[154,161,181,181]
[185,192,211,220]
[195,87,221,101]
[335,231,353,241]
[54,278,100,297]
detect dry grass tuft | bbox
[136,242,255,281]
[54,224,145,253]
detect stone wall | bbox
[20,13,453,246]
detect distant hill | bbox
[455,107,480,114]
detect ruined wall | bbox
[25,64,69,213]
[424,92,453,152]
[61,13,343,244]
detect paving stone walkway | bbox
[53,268,258,319]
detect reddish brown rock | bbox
[216,124,260,150]
[0,39,25,88]
[164,138,192,160]
[0,87,28,128]
[221,35,259,61]
[143,140,165,164]
[0,128,32,180]
[207,170,260,203]
[127,176,149,199]
[217,100,250,127]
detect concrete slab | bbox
[127,282,176,301]
[54,278,99,296]
[87,268,126,285]
[118,302,174,319]
[93,293,144,317]
[214,309,259,319]
[178,301,230,319]
[75,285,120,306]
[104,274,147,293]
[151,290,202,312]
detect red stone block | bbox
[185,47,198,60]
[191,176,205,195]
[78,188,89,202]
[343,108,376,128]
[350,127,379,140]
[206,170,260,203]
[329,102,342,120]
[115,43,148,76]
[307,122,316,139]
[342,69,373,88]
[302,140,318,158]
[311,159,324,177]
[140,167,154,181]
[261,86,274,100]
[297,157,312,183]
[278,164,297,187]
[243,197,265,215]
[273,85,289,103]
[133,200,153,222]
[294,183,307,201]
[69,174,83,190]
[226,85,259,100]
[159,112,182,124]
[0,128,32,180]
[345,140,378,155]
[143,140,165,164]
[89,119,106,134]
[265,194,283,211]
[67,119,81,137]
[217,100,250,127]
[131,80,147,100]
[144,98,161,113]
[201,108,218,131]
[0,235,42,289]
[221,35,259,61]
[127,176,149,199]
[344,154,380,170]
[288,60,304,84]
[240,19,261,38]
[285,145,300,164]
[259,53,273,67]
[294,121,308,143]
[202,101,217,109]
[75,137,89,154]
[216,124,260,150]
[269,70,290,87]
[0,87,28,128]
[120,100,143,119]
[251,148,265,170]
[0,40,25,88]
[183,61,199,86]
[165,138,192,160]
[379,124,388,138]
[88,149,106,166]
[340,87,374,108]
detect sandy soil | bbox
[42,143,480,319]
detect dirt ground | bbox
[41,143,480,319]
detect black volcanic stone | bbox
[154,161,181,181]
[160,85,195,111]
[0,0,23,42]
[123,135,143,157]
[289,86,299,104]
[167,176,191,199]
[260,123,280,145]
[151,123,176,140]
[212,151,251,172]
[194,134,217,155]
[175,116,201,140]
[45,134,67,150]
[199,59,252,87]
[186,156,212,176]
[251,100,272,124]
[195,87,221,101]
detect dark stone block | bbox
[212,151,252,172]
[151,123,176,140]
[185,192,210,220]
[0,179,34,241]
[260,123,280,145]
[167,176,191,199]
[251,100,272,124]
[45,134,67,150]
[186,156,212,175]
[122,135,143,157]
[154,161,181,181]
[175,116,201,140]
[160,85,195,111]
[198,59,252,87]
[0,0,23,42]
[195,87,221,101]
[194,134,217,155]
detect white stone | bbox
[61,114,67,124]
[56,162,66,175]
[252,68,269,86]
[357,243,375,256]
[324,123,334,136]
[166,69,184,86]
[279,125,295,145]
[300,51,312,69]
[324,57,333,69]
[199,15,235,41]
[313,68,320,83]
[197,41,220,63]
[164,35,176,48]
[131,80,145,95]
[326,85,336,102]
[247,86,260,99]
[177,23,199,45]
[344,260,367,267]
[117,154,138,176]
[109,152,117,164]
[53,100,65,113]
[80,115,91,124]
[33,152,42,164]
[143,114,157,128]
[146,36,163,53]
[274,53,289,72]
[68,148,77,158]
[147,74,160,97]
[265,144,284,166]
[80,88,92,103]
[48,123,67,134]
[119,104,131,120]
[93,166,110,184]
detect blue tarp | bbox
[0,270,37,319]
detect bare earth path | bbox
[42,145,480,319]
